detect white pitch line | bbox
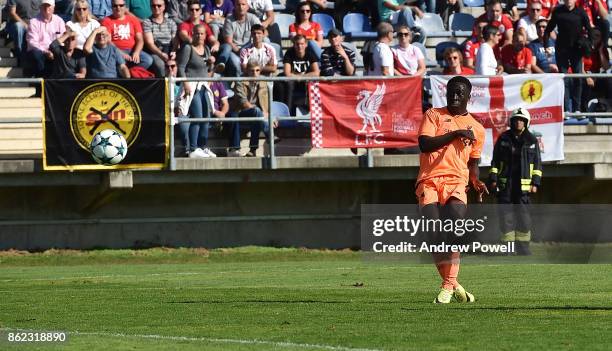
[0,328,382,351]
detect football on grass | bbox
[89,129,128,165]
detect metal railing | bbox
[1,74,612,170]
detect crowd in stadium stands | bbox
[1,0,611,156]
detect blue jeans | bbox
[7,21,27,62]
[27,48,52,77]
[395,8,416,29]
[120,49,153,69]
[217,43,242,77]
[307,40,322,60]
[181,88,210,152]
[239,107,269,150]
[556,48,583,112]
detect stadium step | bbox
[0,48,13,57]
[0,107,42,119]
[0,67,24,78]
[0,57,18,67]
[0,87,36,98]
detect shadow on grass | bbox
[401,306,612,311]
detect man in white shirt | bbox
[239,24,277,75]
[517,1,545,42]
[476,24,503,75]
[367,22,394,76]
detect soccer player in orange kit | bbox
[416,76,489,303]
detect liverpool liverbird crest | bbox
[356,83,386,133]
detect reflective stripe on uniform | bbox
[515,231,531,242]
[490,167,499,174]
[532,170,542,177]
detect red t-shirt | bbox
[528,0,559,18]
[583,48,610,72]
[443,66,475,75]
[475,13,514,46]
[464,39,481,61]
[178,21,214,40]
[501,45,533,70]
[101,15,143,51]
[577,0,608,26]
[288,21,323,41]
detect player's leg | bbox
[417,179,453,303]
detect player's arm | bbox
[418,129,475,153]
[468,157,488,202]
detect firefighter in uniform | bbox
[488,108,542,255]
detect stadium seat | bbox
[516,0,527,10]
[564,118,589,125]
[449,13,475,36]
[269,42,283,68]
[272,0,285,11]
[413,42,438,68]
[342,13,377,40]
[416,13,452,37]
[272,101,299,128]
[275,14,296,39]
[342,41,363,68]
[463,0,485,6]
[435,41,462,66]
[312,13,336,37]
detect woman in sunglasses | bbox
[66,0,100,53]
[288,1,323,59]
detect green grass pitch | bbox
[0,247,611,350]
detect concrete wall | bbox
[1,175,612,250]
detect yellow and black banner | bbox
[43,79,169,170]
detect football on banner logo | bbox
[431,74,564,165]
[308,78,423,148]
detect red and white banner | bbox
[431,74,565,165]
[308,78,423,148]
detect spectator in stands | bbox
[246,0,275,29]
[125,0,151,20]
[49,30,86,78]
[101,0,154,69]
[239,24,277,75]
[517,1,545,42]
[83,26,131,77]
[231,59,275,157]
[577,0,609,50]
[442,47,473,75]
[67,0,100,53]
[177,24,217,158]
[275,34,319,113]
[499,0,519,22]
[217,0,261,76]
[475,0,513,47]
[178,0,219,52]
[289,1,323,59]
[6,0,40,64]
[501,31,534,74]
[143,0,178,77]
[54,0,75,22]
[26,0,66,83]
[378,0,424,33]
[320,28,356,76]
[366,22,394,76]
[528,18,558,73]
[475,24,503,75]
[544,0,592,112]
[581,28,610,111]
[168,0,190,24]
[529,0,558,19]
[437,0,463,31]
[203,0,234,38]
[89,0,112,19]
[286,0,331,13]
[463,19,487,69]
[392,26,425,76]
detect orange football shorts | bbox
[416,176,468,207]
